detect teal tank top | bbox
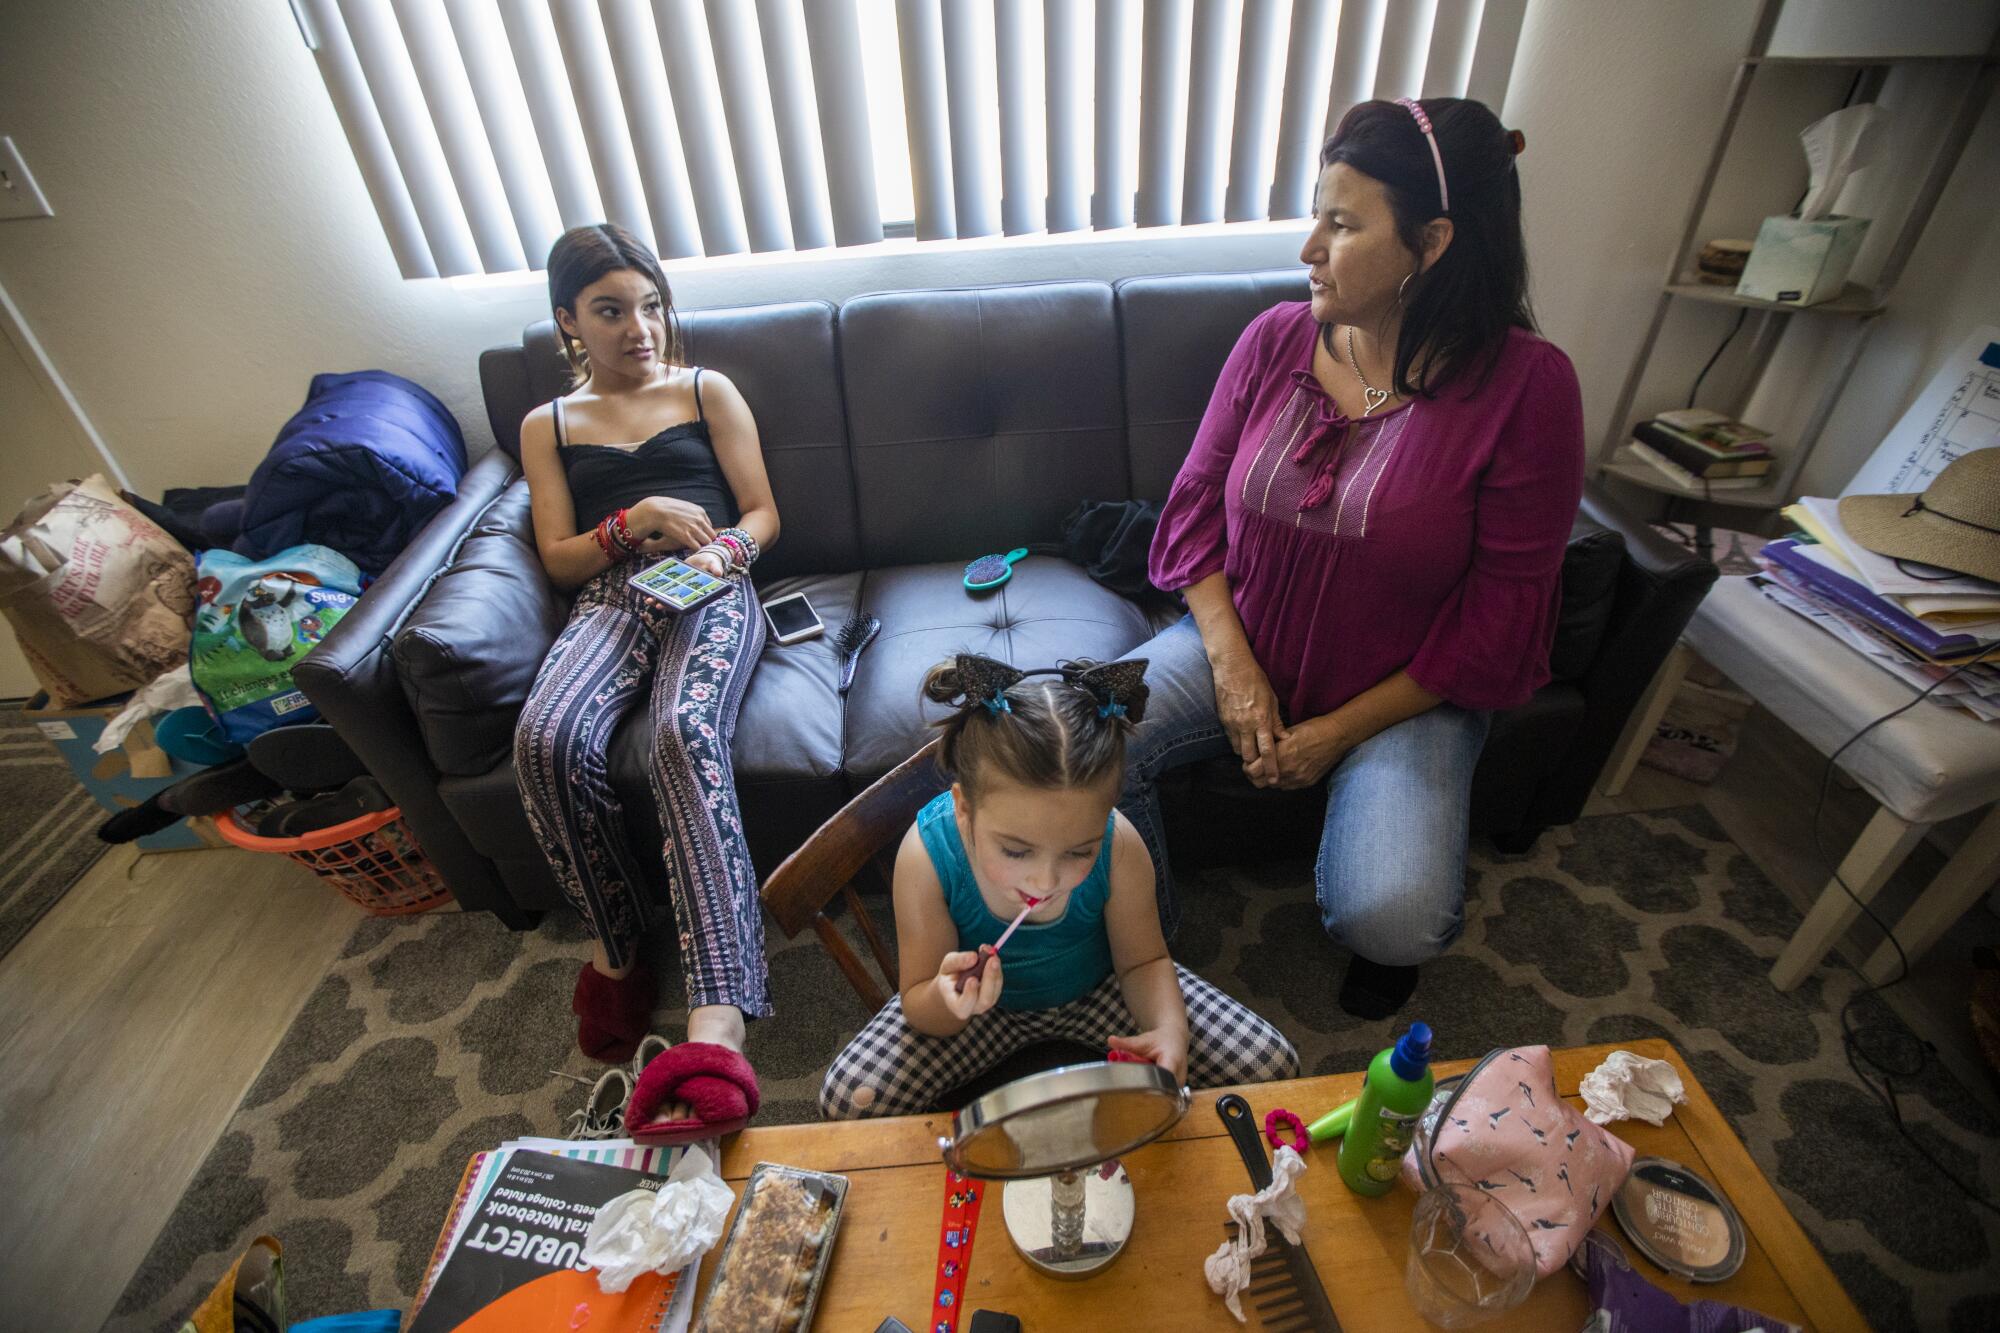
[916,790,1116,1011]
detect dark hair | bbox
[1320,98,1533,398]
[921,659,1141,802]
[545,223,682,386]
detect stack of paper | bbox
[414,1136,710,1333]
[1757,500,2000,722]
[1784,497,2000,633]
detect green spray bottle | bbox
[1335,1022,1434,1197]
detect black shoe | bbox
[98,795,184,843]
[266,777,393,836]
[246,723,368,794]
[1338,956,1420,1021]
[155,757,282,816]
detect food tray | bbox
[695,1162,849,1333]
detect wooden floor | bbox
[0,843,356,1333]
[0,724,1991,1332]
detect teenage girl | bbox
[820,654,1298,1118]
[514,224,774,1136]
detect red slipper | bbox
[572,963,655,1063]
[624,1041,760,1145]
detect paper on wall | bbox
[1843,326,2000,498]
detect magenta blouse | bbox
[1148,301,1585,721]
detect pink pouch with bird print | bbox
[1400,1045,1635,1277]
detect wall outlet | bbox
[0,138,54,220]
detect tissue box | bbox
[26,694,227,852]
[1735,214,1870,306]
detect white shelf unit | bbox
[1594,0,1997,514]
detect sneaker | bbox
[631,1033,672,1085]
[564,1067,635,1140]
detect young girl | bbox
[514,224,775,1135]
[820,654,1298,1119]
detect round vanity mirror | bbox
[938,1061,1189,1278]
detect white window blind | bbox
[293,0,1529,279]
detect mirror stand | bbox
[1001,1162,1136,1279]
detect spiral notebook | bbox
[407,1139,704,1333]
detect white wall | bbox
[0,0,1993,533]
[1505,0,2000,505]
[0,0,1305,503]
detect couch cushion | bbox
[1550,518,1626,683]
[681,302,858,579]
[484,302,856,580]
[393,480,565,777]
[1117,270,1308,500]
[841,282,1128,568]
[732,571,863,784]
[841,556,1158,778]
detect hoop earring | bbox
[1396,272,1413,307]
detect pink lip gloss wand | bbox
[955,896,1040,992]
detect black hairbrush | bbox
[834,610,880,693]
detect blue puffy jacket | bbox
[234,371,467,577]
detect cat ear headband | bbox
[937,654,1150,723]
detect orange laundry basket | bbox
[216,806,454,916]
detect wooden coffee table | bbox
[701,1038,1866,1331]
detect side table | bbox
[1601,575,2000,989]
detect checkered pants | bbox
[820,965,1298,1119]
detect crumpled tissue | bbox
[1204,1145,1309,1323]
[581,1145,734,1293]
[93,666,202,754]
[1581,1049,1687,1126]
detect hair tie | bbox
[1096,700,1127,720]
[983,694,1013,716]
[1395,97,1448,212]
[1264,1108,1309,1155]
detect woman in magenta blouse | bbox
[1120,98,1584,1020]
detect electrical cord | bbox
[1798,636,2000,1217]
[1686,307,1751,410]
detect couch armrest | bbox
[294,449,535,923]
[1524,480,1719,826]
[391,477,566,776]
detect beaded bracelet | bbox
[693,541,742,575]
[594,508,636,561]
[716,525,760,569]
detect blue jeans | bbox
[1119,616,1489,966]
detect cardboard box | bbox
[26,694,227,852]
[1735,214,1871,306]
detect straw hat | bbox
[1838,449,2000,584]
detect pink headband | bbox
[1396,98,1448,213]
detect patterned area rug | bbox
[108,807,1999,1331]
[0,703,108,961]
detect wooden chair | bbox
[760,739,949,1011]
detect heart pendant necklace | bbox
[1346,325,1391,416]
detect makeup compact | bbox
[1611,1157,1747,1283]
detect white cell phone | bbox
[762,591,824,645]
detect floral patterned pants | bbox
[514,562,770,1016]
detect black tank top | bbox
[556,368,739,533]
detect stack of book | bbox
[1622,409,1776,491]
[1754,496,2000,722]
[409,1135,707,1333]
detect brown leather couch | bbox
[296,272,1716,928]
